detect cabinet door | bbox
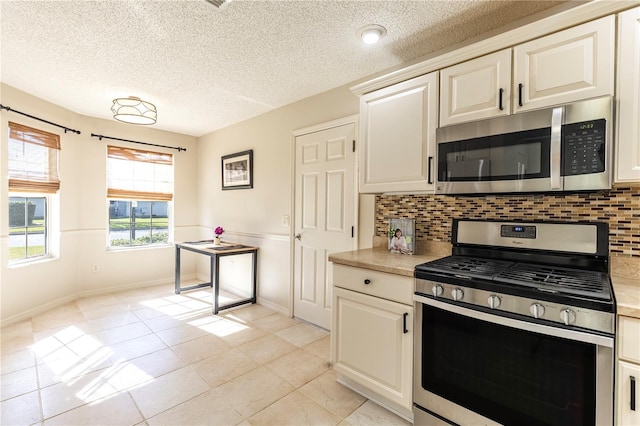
[617,361,640,426]
[440,49,511,126]
[616,7,640,183]
[359,72,438,193]
[331,287,413,411]
[513,16,614,113]
[619,316,640,364]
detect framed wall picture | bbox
[388,218,415,255]
[222,150,253,190]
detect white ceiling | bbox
[0,0,566,137]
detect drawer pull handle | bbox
[632,375,637,411]
[364,279,371,285]
[402,312,409,334]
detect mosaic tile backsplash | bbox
[375,185,640,257]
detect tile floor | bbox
[1,284,411,425]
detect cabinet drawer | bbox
[333,264,413,305]
[619,316,640,363]
[617,361,640,426]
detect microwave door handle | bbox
[550,106,563,190]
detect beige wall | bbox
[197,83,373,314]
[0,82,374,324]
[0,84,200,324]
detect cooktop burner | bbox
[414,220,615,333]
[416,255,611,301]
[493,263,611,300]
[416,256,515,280]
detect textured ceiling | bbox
[0,0,566,137]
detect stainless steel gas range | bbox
[413,219,615,426]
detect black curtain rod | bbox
[0,103,81,134]
[91,133,186,152]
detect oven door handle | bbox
[413,294,614,347]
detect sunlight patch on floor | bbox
[29,326,154,403]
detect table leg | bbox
[175,246,181,294]
[212,254,220,314]
[251,251,257,304]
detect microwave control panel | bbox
[562,119,606,176]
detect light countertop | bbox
[329,248,640,320]
[328,248,445,277]
[612,275,640,319]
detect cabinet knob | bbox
[364,279,371,285]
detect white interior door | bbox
[293,120,356,330]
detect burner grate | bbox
[493,264,611,300]
[416,256,514,280]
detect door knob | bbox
[295,233,302,240]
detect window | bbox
[107,145,173,247]
[8,122,60,263]
[9,197,47,261]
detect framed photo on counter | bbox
[388,218,415,255]
[222,149,253,190]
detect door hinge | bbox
[351,226,354,238]
[352,140,355,153]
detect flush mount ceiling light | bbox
[111,97,157,125]
[204,0,233,9]
[358,24,387,45]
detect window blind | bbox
[8,121,61,193]
[107,145,173,201]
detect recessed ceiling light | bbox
[358,24,387,45]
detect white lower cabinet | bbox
[617,315,640,425]
[331,264,414,421]
[617,361,640,426]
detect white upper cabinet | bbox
[359,72,438,193]
[439,16,614,126]
[440,49,511,126]
[514,16,615,113]
[615,6,640,183]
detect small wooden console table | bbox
[174,240,258,314]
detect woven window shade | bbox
[107,145,173,201]
[8,121,61,193]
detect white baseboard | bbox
[336,373,414,423]
[0,275,192,329]
[257,297,291,317]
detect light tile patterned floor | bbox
[1,284,411,425]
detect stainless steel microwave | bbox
[435,96,613,195]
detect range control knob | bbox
[488,295,501,309]
[432,285,444,297]
[451,288,464,301]
[530,303,545,319]
[560,309,577,325]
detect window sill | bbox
[106,242,173,252]
[8,254,57,269]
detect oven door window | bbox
[421,305,595,426]
[437,127,551,182]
